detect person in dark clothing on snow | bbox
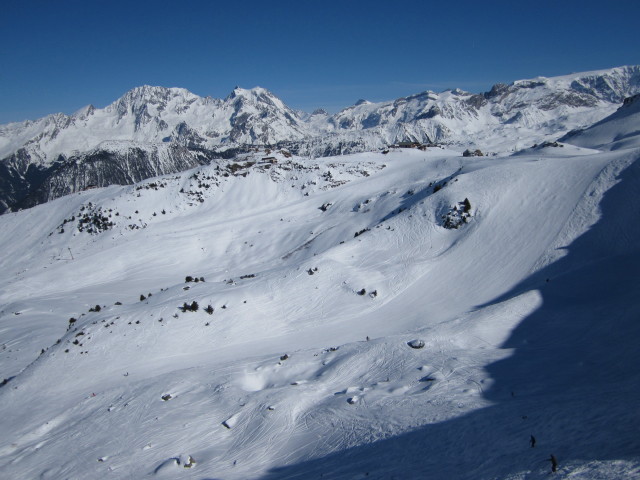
[547,454,558,472]
[530,435,536,448]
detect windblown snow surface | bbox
[0,105,639,479]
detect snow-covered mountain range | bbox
[1,69,639,479]
[1,65,639,213]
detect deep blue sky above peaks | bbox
[1,0,639,124]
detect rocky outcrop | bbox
[2,144,216,213]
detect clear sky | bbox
[1,0,639,124]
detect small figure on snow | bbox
[547,454,558,473]
[530,435,536,448]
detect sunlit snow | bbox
[1,81,639,480]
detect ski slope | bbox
[0,108,639,479]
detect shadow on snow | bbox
[258,155,640,479]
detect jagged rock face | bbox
[2,144,217,213]
[1,66,640,213]
[0,149,57,213]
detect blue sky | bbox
[1,0,639,123]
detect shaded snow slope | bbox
[561,93,640,151]
[0,136,639,478]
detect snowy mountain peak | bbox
[2,66,640,214]
[226,86,274,101]
[222,86,298,120]
[116,85,170,106]
[110,85,198,114]
[72,104,95,120]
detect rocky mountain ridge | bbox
[1,65,639,213]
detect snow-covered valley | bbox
[1,84,640,479]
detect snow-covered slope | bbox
[1,96,639,480]
[560,93,640,150]
[1,66,640,214]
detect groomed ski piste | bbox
[0,98,639,479]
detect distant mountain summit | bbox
[1,65,639,213]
